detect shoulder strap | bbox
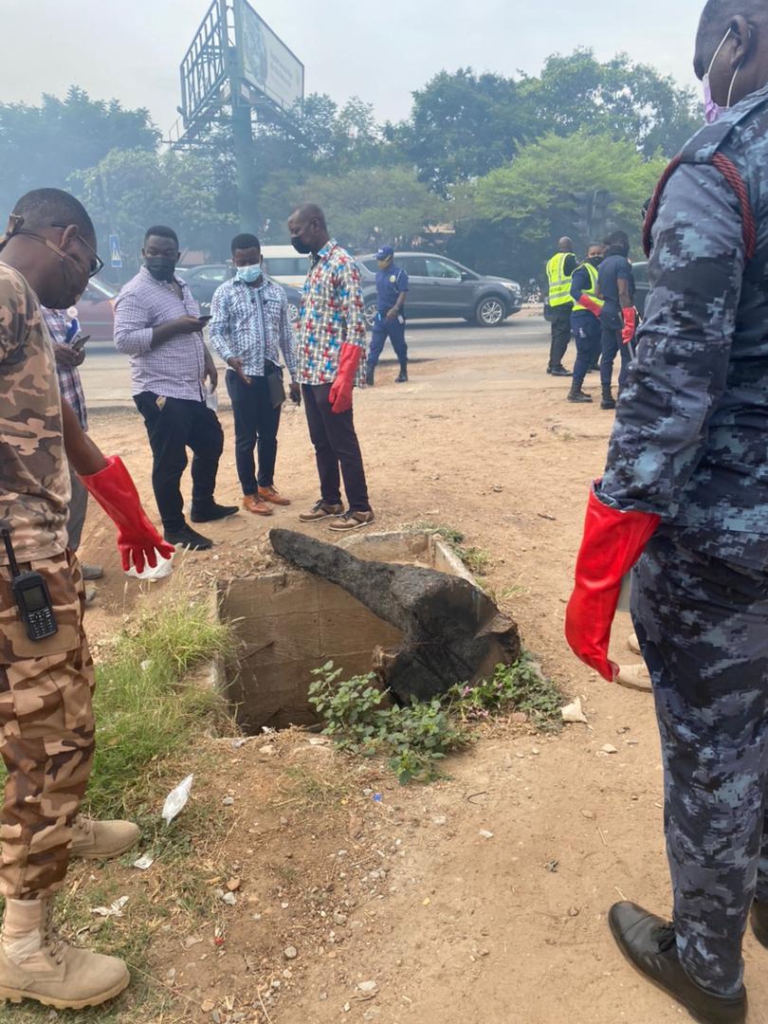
[642,95,768,260]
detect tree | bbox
[259,166,445,252]
[470,131,667,282]
[401,69,530,196]
[0,86,159,217]
[72,149,236,272]
[519,50,700,158]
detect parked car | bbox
[356,252,523,327]
[632,261,650,318]
[261,245,310,288]
[179,264,303,322]
[74,277,118,342]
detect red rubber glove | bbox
[565,485,660,681]
[578,294,603,319]
[80,456,175,574]
[329,343,362,414]
[621,307,637,345]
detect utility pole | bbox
[222,0,258,233]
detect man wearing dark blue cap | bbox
[365,245,409,386]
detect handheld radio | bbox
[2,529,58,641]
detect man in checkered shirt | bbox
[287,204,374,532]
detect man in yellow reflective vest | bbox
[567,243,606,403]
[545,237,577,376]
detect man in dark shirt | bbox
[545,237,577,376]
[567,243,605,403]
[365,245,409,386]
[597,230,636,410]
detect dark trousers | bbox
[571,313,602,386]
[600,322,631,389]
[67,471,89,552]
[367,314,408,370]
[134,392,224,533]
[303,384,370,513]
[548,304,572,369]
[632,533,768,997]
[225,370,281,496]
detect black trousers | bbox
[600,323,631,389]
[134,392,224,533]
[303,384,370,513]
[548,304,572,369]
[225,370,281,496]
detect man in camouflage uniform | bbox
[0,188,172,1010]
[565,3,768,1022]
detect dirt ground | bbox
[74,340,768,1024]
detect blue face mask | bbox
[236,263,263,284]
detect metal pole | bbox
[224,0,258,232]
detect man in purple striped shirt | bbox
[114,225,238,551]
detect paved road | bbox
[79,315,551,411]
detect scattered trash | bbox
[91,896,129,918]
[545,860,559,873]
[358,981,378,995]
[125,549,174,582]
[162,774,194,825]
[221,892,237,907]
[140,659,153,673]
[373,794,383,803]
[308,737,330,746]
[581,809,596,820]
[284,945,298,960]
[132,855,154,871]
[433,816,447,826]
[222,796,235,807]
[531,747,541,756]
[231,738,251,749]
[479,830,495,840]
[561,697,588,725]
[601,744,619,755]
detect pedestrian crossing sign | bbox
[109,234,122,269]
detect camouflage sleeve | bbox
[600,163,745,517]
[0,272,28,361]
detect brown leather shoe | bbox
[243,495,273,516]
[258,486,291,507]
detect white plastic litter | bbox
[561,697,588,725]
[92,896,129,918]
[132,855,154,871]
[162,774,194,825]
[124,549,174,581]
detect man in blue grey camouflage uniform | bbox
[565,3,768,1022]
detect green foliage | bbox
[449,656,563,729]
[84,602,234,817]
[309,654,561,785]
[309,664,467,784]
[72,148,237,272]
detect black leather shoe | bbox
[190,503,239,523]
[751,900,768,948]
[164,526,213,551]
[549,365,572,377]
[609,903,747,1024]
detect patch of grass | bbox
[449,654,563,730]
[411,521,465,546]
[411,522,492,578]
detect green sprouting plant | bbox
[308,663,390,754]
[450,655,563,729]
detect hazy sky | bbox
[4,0,708,135]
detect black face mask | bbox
[145,256,176,282]
[589,256,603,267]
[291,238,313,256]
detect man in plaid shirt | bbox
[287,204,374,531]
[44,307,103,592]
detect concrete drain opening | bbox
[218,531,484,735]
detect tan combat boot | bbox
[0,898,129,1009]
[70,815,141,860]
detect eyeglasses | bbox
[18,223,104,278]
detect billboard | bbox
[235,0,305,113]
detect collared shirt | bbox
[209,274,298,380]
[375,264,409,312]
[43,307,88,431]
[0,264,69,565]
[296,240,367,387]
[113,267,206,401]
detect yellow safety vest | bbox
[546,252,576,307]
[572,261,605,313]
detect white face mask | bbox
[703,28,742,124]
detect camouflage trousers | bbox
[632,531,768,996]
[0,551,95,899]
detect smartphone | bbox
[72,334,91,353]
[198,315,212,325]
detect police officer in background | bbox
[365,245,409,386]
[566,2,768,1020]
[545,236,577,376]
[597,230,636,410]
[567,242,605,403]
